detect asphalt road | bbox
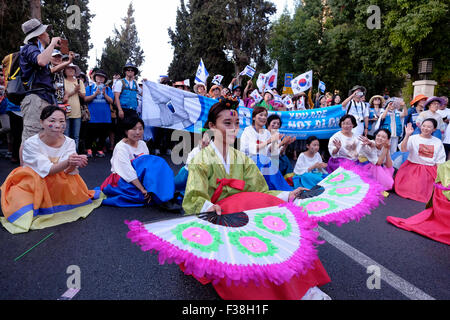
[0,152,448,301]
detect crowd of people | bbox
[0,18,449,300]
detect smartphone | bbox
[59,39,69,54]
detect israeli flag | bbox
[318,80,326,93]
[195,58,209,84]
[239,65,256,78]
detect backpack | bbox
[2,52,20,88]
[2,51,36,105]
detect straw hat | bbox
[369,95,385,106]
[194,82,206,94]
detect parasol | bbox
[294,160,385,226]
[125,203,321,287]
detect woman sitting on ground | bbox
[1,106,103,234]
[182,97,331,300]
[293,136,328,190]
[100,116,177,209]
[240,106,292,190]
[358,128,394,192]
[327,115,362,173]
[266,114,296,177]
[394,119,446,203]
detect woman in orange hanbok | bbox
[1,106,103,234]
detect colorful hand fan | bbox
[125,203,321,287]
[293,160,384,226]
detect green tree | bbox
[221,0,276,77]
[97,2,145,79]
[41,0,94,72]
[167,0,193,81]
[168,0,233,86]
[0,0,30,59]
[167,0,277,88]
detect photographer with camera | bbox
[18,19,65,164]
[342,85,370,137]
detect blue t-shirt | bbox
[85,84,113,123]
[19,42,56,104]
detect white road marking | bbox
[318,226,436,300]
[57,288,80,300]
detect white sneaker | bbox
[154,149,160,155]
[301,287,332,300]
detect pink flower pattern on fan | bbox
[263,216,287,232]
[306,200,330,212]
[239,237,268,254]
[182,227,213,246]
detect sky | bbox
[87,0,296,81]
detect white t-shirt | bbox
[23,134,77,178]
[328,131,362,161]
[110,140,149,182]
[294,152,326,175]
[239,126,271,156]
[360,143,386,165]
[400,134,446,166]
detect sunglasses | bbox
[125,69,134,72]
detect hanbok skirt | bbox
[327,157,357,173]
[174,166,189,195]
[387,182,450,245]
[1,167,103,234]
[359,163,394,191]
[293,172,328,190]
[101,155,175,207]
[394,160,437,203]
[251,154,293,191]
[180,192,331,300]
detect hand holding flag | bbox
[318,80,326,93]
[195,59,209,84]
[239,65,256,78]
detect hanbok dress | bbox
[293,152,328,189]
[388,161,450,245]
[327,131,362,173]
[181,143,330,300]
[0,135,103,234]
[358,144,394,191]
[394,135,446,203]
[100,140,174,207]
